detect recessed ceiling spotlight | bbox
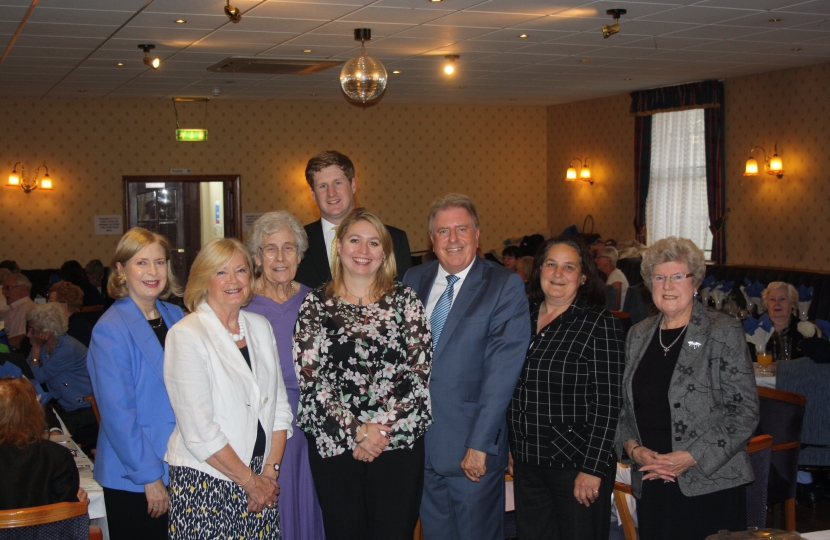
[392,70,401,74]
[623,77,633,80]
[116,62,124,66]
[579,59,590,63]
[310,93,318,96]
[303,49,312,53]
[518,34,529,38]
[78,89,86,93]
[429,0,443,2]
[602,9,627,38]
[791,47,802,51]
[769,18,782,22]
[174,19,186,24]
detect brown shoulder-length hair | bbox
[184,238,254,313]
[0,377,47,448]
[325,208,396,301]
[49,281,84,313]
[108,227,183,300]
[527,235,606,307]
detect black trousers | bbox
[513,461,614,540]
[103,487,168,540]
[306,433,424,540]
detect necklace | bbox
[659,323,688,356]
[228,313,245,342]
[343,287,367,306]
[148,307,163,329]
[260,280,295,303]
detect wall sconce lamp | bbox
[566,158,593,184]
[7,162,54,193]
[138,44,160,69]
[602,9,626,39]
[744,144,784,178]
[444,55,459,75]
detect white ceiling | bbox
[1,0,828,105]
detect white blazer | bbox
[164,302,293,481]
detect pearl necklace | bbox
[228,313,245,342]
[658,323,688,356]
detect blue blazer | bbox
[30,334,93,411]
[86,297,184,492]
[403,258,530,476]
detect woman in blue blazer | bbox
[87,228,184,540]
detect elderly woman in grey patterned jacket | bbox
[615,237,760,540]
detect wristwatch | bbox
[267,462,280,473]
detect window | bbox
[645,108,713,259]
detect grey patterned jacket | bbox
[615,299,760,498]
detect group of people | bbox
[0,149,766,540]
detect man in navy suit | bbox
[295,150,412,289]
[403,194,530,540]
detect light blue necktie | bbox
[430,274,459,348]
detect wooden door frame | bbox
[122,175,242,239]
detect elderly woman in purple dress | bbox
[243,211,325,540]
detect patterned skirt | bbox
[168,455,281,539]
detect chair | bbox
[746,434,773,529]
[82,395,101,426]
[0,500,102,540]
[756,386,806,532]
[775,358,830,469]
[610,481,637,540]
[610,310,633,335]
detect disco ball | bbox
[340,52,388,103]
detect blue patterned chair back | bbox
[756,387,805,504]
[0,502,90,540]
[776,358,830,467]
[746,435,772,528]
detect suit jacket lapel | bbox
[417,262,439,304]
[117,298,165,382]
[672,301,710,386]
[196,302,257,384]
[308,220,332,282]
[433,258,484,359]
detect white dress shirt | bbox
[425,257,476,319]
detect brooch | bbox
[688,341,701,349]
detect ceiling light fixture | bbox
[174,19,186,24]
[392,70,401,74]
[7,163,54,193]
[744,144,784,178]
[518,34,529,38]
[565,158,593,184]
[138,44,160,69]
[116,62,124,66]
[602,9,627,39]
[444,54,459,75]
[303,49,312,53]
[340,28,388,104]
[225,0,242,23]
[769,18,782,22]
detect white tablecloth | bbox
[802,531,830,539]
[753,363,776,388]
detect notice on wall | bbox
[94,215,123,235]
[242,213,264,232]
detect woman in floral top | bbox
[294,208,432,540]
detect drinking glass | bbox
[757,344,773,374]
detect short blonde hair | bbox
[640,237,706,291]
[26,302,69,337]
[49,281,84,313]
[109,228,183,300]
[761,282,799,315]
[184,238,254,313]
[326,208,396,301]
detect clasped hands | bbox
[631,445,697,482]
[352,423,390,463]
[243,472,280,513]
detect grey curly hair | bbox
[26,302,69,337]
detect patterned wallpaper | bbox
[546,62,830,272]
[0,100,547,269]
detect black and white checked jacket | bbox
[507,299,625,476]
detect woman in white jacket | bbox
[165,238,292,539]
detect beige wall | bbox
[0,100,547,269]
[546,62,830,271]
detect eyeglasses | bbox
[259,244,298,258]
[1,284,22,291]
[651,273,694,284]
[595,255,609,260]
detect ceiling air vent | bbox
[207,57,342,75]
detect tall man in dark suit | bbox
[403,194,530,540]
[295,150,412,289]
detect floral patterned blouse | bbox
[294,282,433,458]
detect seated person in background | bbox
[748,282,802,361]
[0,260,20,274]
[0,268,10,314]
[48,281,92,348]
[0,377,82,510]
[595,246,629,311]
[26,303,98,451]
[2,273,36,350]
[516,256,534,283]
[85,259,112,308]
[59,260,104,307]
[501,245,521,271]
